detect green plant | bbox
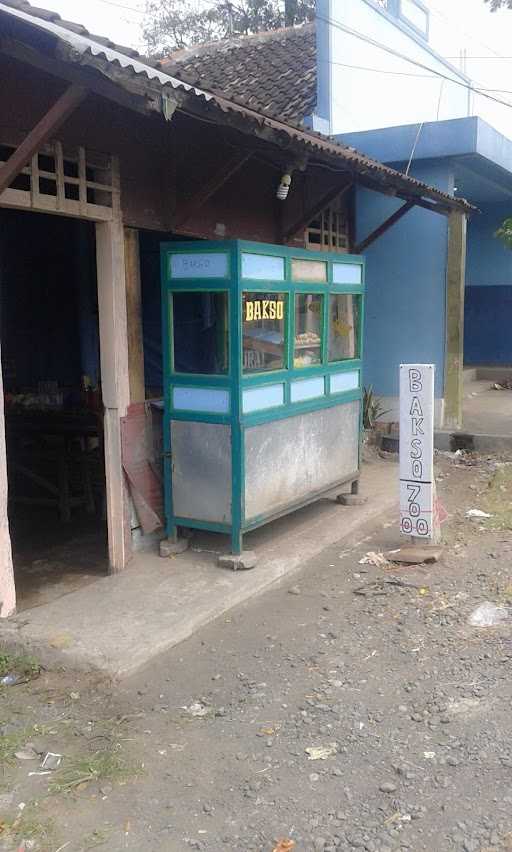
[0,805,56,851]
[50,745,141,794]
[0,651,40,679]
[0,729,29,767]
[363,385,390,430]
[495,218,512,248]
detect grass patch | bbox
[50,744,141,794]
[0,721,67,770]
[480,466,512,530]
[0,805,56,851]
[0,651,41,680]
[0,728,29,767]
[81,827,112,848]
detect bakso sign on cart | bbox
[399,364,435,539]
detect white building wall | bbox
[314,0,470,135]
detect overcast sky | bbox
[29,0,512,133]
[31,0,511,54]
[35,0,146,49]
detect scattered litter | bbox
[386,545,442,565]
[359,551,390,568]
[15,747,38,761]
[0,673,21,686]
[385,811,412,825]
[273,840,295,852]
[469,602,510,627]
[183,702,209,717]
[424,751,436,760]
[448,697,483,716]
[28,771,52,777]
[69,692,80,701]
[353,577,419,597]
[305,743,338,760]
[466,509,492,519]
[41,752,62,771]
[492,380,512,390]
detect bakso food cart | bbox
[161,240,365,559]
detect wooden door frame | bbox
[0,208,134,616]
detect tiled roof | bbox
[161,24,316,126]
[0,0,474,213]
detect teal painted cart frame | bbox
[161,240,365,555]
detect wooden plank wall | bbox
[0,54,355,244]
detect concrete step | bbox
[435,429,512,453]
[475,366,512,382]
[463,368,478,385]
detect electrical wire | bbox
[85,0,145,15]
[427,0,504,59]
[442,56,512,60]
[316,12,512,113]
[405,121,424,175]
[322,57,512,96]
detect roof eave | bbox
[0,2,475,216]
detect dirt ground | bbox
[2,451,512,852]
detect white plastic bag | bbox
[469,602,510,627]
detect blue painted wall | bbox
[465,201,512,365]
[355,161,453,399]
[465,287,512,365]
[466,202,512,287]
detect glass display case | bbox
[161,240,365,557]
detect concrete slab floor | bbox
[0,457,398,678]
[11,510,108,611]
[463,387,512,438]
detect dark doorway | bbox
[0,209,108,610]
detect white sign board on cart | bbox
[399,364,435,539]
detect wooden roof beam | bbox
[0,83,86,195]
[354,200,415,254]
[355,173,453,216]
[174,149,252,230]
[1,39,160,117]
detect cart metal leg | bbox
[231,527,243,556]
[159,522,189,557]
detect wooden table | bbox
[5,410,101,522]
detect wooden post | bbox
[95,219,132,572]
[0,337,15,618]
[124,229,145,404]
[444,211,467,430]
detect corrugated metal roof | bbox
[0,0,474,213]
[0,0,212,98]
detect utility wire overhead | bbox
[316,12,512,113]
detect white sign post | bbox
[399,364,437,541]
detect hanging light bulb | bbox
[276,172,292,201]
